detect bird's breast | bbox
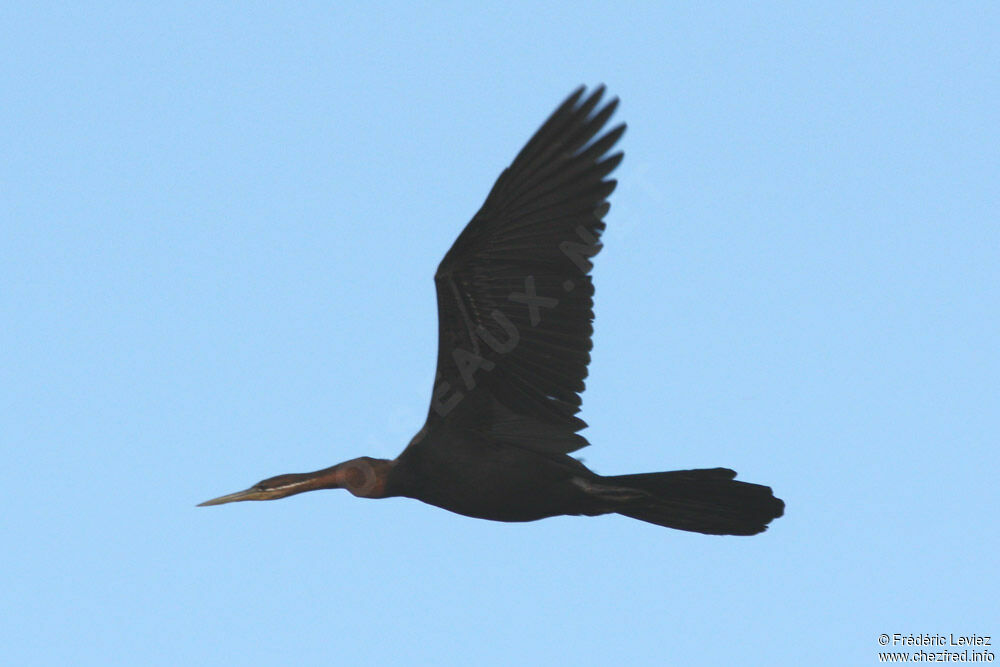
[394,443,601,523]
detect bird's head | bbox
[197,456,394,506]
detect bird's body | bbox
[392,423,604,523]
[200,86,786,536]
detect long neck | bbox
[315,457,396,499]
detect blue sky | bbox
[3,3,997,665]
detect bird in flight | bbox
[199,86,785,535]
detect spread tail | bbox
[600,468,785,536]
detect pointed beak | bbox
[197,487,266,507]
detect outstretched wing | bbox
[426,86,624,455]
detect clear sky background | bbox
[3,3,997,665]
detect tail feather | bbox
[603,468,785,536]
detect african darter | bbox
[199,86,785,535]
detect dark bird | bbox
[199,86,785,535]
